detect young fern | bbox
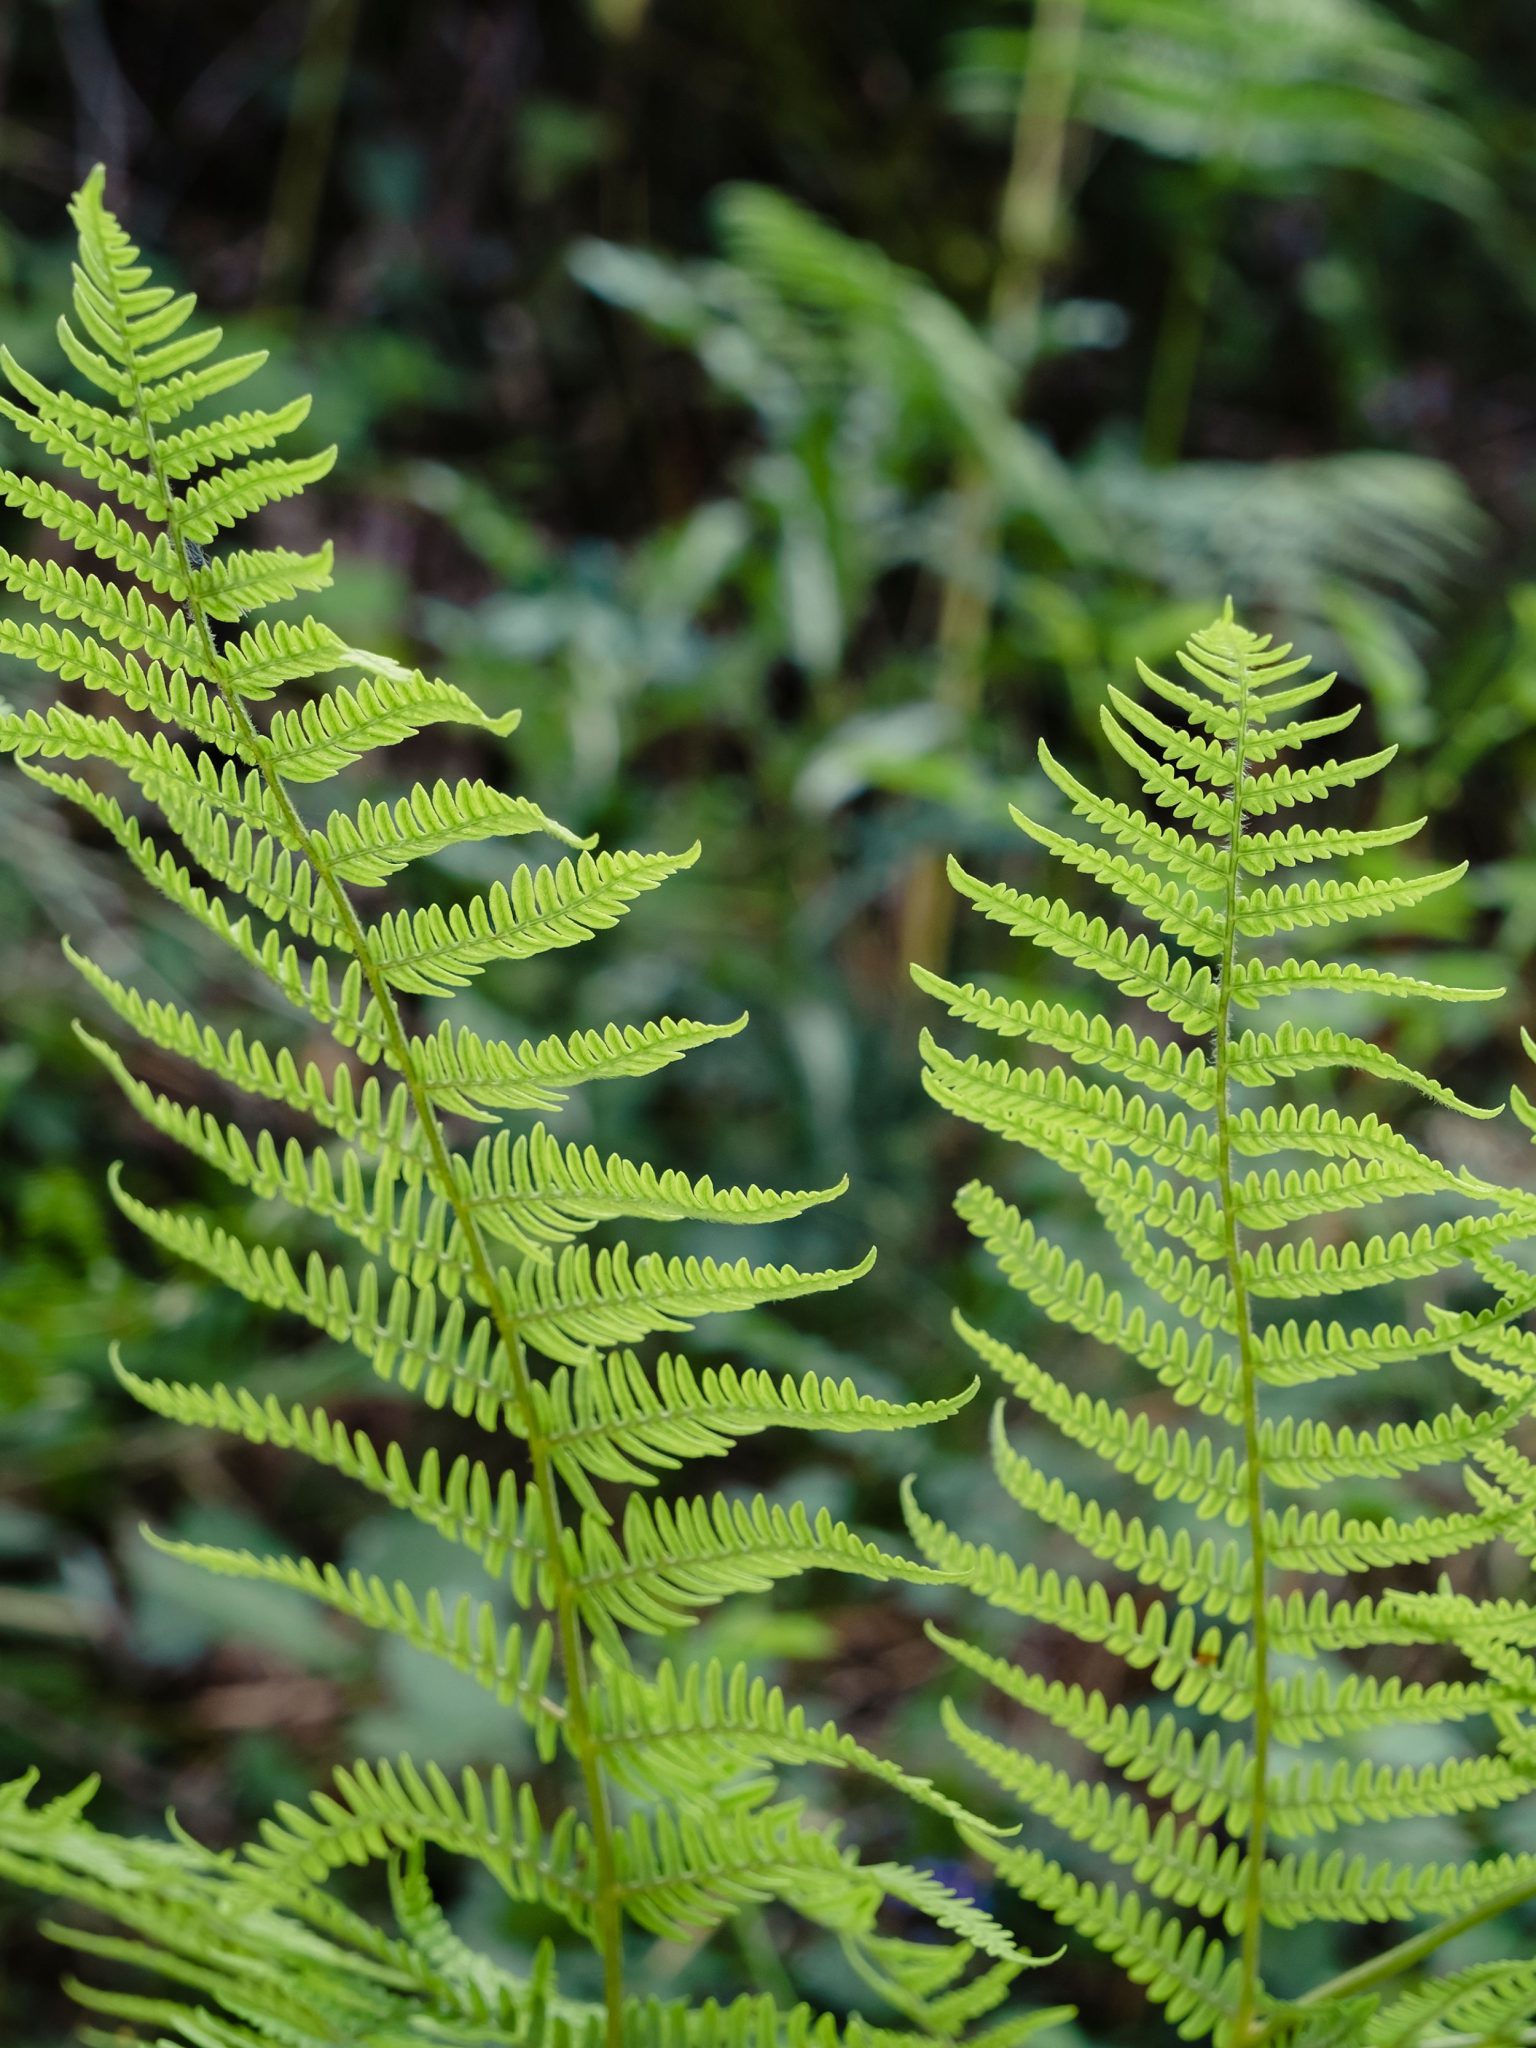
[0,170,1030,2048]
[911,609,1536,2044]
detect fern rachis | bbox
[0,169,1034,2048]
[915,607,1536,2043]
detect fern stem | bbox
[1213,637,1272,2042]
[108,292,629,2044]
[1249,1872,1536,2044]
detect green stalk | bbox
[1141,64,1245,469]
[1213,648,1272,2043]
[1251,1872,1536,2044]
[939,0,1088,717]
[259,0,360,307]
[900,0,1085,978]
[1141,219,1220,469]
[107,286,629,2044]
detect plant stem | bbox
[259,0,359,308]
[112,303,628,2043]
[1213,645,1272,2043]
[992,0,1088,365]
[1141,220,1219,469]
[900,0,1085,979]
[941,0,1087,714]
[1250,1872,1536,2044]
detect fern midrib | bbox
[105,287,629,2042]
[1213,652,1270,2043]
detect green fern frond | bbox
[142,1535,564,1753]
[942,864,1220,1025]
[1,169,1018,2048]
[360,845,697,994]
[406,1009,750,1115]
[978,1846,1240,2038]
[912,965,1215,1102]
[587,1656,988,1826]
[497,1241,877,1369]
[64,944,419,1150]
[263,667,521,778]
[245,1759,592,1923]
[570,1489,948,1641]
[525,1348,976,1511]
[118,1369,545,1580]
[917,606,1536,2038]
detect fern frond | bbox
[155,395,317,478]
[1036,738,1228,887]
[913,1507,1253,1712]
[587,1657,985,1826]
[1235,815,1428,876]
[189,538,336,618]
[990,1445,1253,1615]
[140,1533,563,1753]
[1217,744,1400,817]
[525,1349,975,1513]
[1241,1212,1528,1300]
[0,162,1055,2041]
[406,1010,749,1115]
[263,669,521,779]
[950,1720,1248,1928]
[1259,1386,1536,1491]
[313,777,586,883]
[945,863,1219,1025]
[110,1176,521,1413]
[1268,1750,1534,1836]
[81,1036,452,1280]
[1266,1667,1517,1747]
[978,1846,1239,2037]
[178,445,341,543]
[1099,708,1235,831]
[1229,956,1501,1008]
[1264,1498,1509,1575]
[362,846,697,994]
[1006,807,1225,952]
[1369,1959,1536,2044]
[1253,1278,1536,1387]
[0,468,190,588]
[116,1368,544,1586]
[244,1759,592,1927]
[64,945,417,1152]
[989,1385,1246,1523]
[450,1123,844,1248]
[924,1042,1216,1174]
[1231,1159,1468,1236]
[918,605,1536,2037]
[938,1671,1252,1827]
[1227,1021,1495,1116]
[571,1490,945,1641]
[497,1242,876,1370]
[1233,865,1465,937]
[911,967,1214,1102]
[956,1184,1242,1406]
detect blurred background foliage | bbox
[4,0,1536,2039]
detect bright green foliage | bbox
[0,170,1026,2048]
[0,1773,1069,2048]
[912,608,1536,2043]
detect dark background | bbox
[6,1,1536,2039]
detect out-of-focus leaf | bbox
[950,0,1488,213]
[1080,444,1484,684]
